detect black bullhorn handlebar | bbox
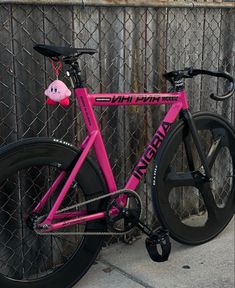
[164,67,235,101]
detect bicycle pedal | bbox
[145,228,171,262]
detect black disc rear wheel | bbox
[152,112,235,245]
[0,138,107,288]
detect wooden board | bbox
[73,6,101,145]
[0,5,16,145]
[98,6,126,187]
[12,5,47,138]
[44,5,75,143]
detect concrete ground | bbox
[75,217,234,288]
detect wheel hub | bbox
[26,213,40,231]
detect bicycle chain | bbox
[35,189,142,236]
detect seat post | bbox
[66,61,85,88]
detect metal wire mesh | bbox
[0,162,86,279]
[0,3,234,246]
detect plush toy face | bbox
[45,80,71,102]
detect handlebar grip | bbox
[209,71,235,101]
[189,69,235,101]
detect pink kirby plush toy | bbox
[45,80,71,106]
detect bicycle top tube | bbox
[87,90,188,108]
[74,87,188,130]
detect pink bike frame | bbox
[34,88,189,232]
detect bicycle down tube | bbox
[37,88,189,231]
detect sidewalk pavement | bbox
[76,217,234,288]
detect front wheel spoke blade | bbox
[165,171,195,187]
[207,138,222,169]
[198,183,218,220]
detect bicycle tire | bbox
[152,112,235,245]
[0,138,107,288]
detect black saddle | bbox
[34,44,97,59]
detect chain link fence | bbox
[0,2,234,243]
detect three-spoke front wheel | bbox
[152,112,235,245]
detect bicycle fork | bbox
[181,110,219,220]
[182,109,212,180]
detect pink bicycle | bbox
[0,45,234,288]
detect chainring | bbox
[106,190,142,233]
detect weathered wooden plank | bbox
[145,7,168,224]
[145,7,168,126]
[73,6,100,146]
[211,9,235,197]
[44,5,75,143]
[2,0,235,9]
[201,8,222,113]
[0,5,17,271]
[0,5,16,145]
[217,8,234,122]
[183,8,204,112]
[43,4,76,265]
[10,4,50,276]
[165,7,187,212]
[12,5,47,139]
[99,6,126,187]
[145,8,168,93]
[74,6,100,92]
[122,7,147,204]
[166,7,188,98]
[165,6,205,111]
